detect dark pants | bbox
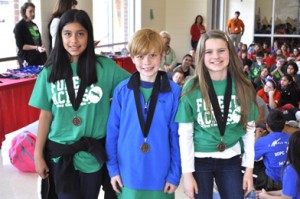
[191,40,199,50]
[41,162,117,199]
[193,155,244,199]
[253,161,282,191]
[51,161,104,199]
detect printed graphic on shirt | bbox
[196,95,240,128]
[28,25,40,41]
[270,138,289,166]
[51,76,103,108]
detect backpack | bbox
[9,131,36,173]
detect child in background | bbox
[256,130,300,199]
[106,28,181,199]
[29,9,129,199]
[172,68,185,86]
[254,110,290,191]
[173,54,195,79]
[257,78,281,109]
[175,29,258,199]
[279,74,300,110]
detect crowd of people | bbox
[12,1,299,198]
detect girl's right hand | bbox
[183,173,198,199]
[35,156,49,179]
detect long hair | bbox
[283,131,300,181]
[194,15,203,25]
[186,29,256,129]
[48,0,78,51]
[45,9,97,86]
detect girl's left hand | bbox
[243,167,254,196]
[164,182,177,194]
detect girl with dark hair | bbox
[286,61,300,88]
[29,9,129,199]
[48,0,78,51]
[176,29,258,199]
[190,15,206,50]
[279,74,300,109]
[13,2,47,67]
[256,130,300,198]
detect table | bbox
[0,78,40,147]
[112,56,136,74]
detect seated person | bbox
[159,30,177,72]
[173,54,195,79]
[256,131,300,199]
[253,66,270,92]
[270,54,286,84]
[257,78,281,109]
[254,110,290,191]
[256,95,270,124]
[279,74,300,110]
[285,108,300,128]
[249,51,266,82]
[286,61,300,88]
[171,68,185,87]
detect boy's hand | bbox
[111,175,123,193]
[164,182,177,194]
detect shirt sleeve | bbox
[105,86,122,177]
[178,122,195,173]
[282,165,300,197]
[241,121,255,168]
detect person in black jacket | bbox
[13,2,47,67]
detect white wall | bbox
[165,0,209,62]
[226,0,255,45]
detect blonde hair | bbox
[190,29,256,129]
[128,28,164,57]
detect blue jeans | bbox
[193,155,244,199]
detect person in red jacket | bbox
[190,15,206,50]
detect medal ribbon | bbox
[133,72,161,139]
[205,72,232,138]
[66,76,87,111]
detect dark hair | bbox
[48,0,78,51]
[20,2,35,19]
[287,62,299,74]
[235,11,240,16]
[283,131,300,179]
[194,15,203,25]
[52,0,77,18]
[256,51,264,58]
[45,9,97,86]
[182,54,193,60]
[265,77,277,89]
[266,110,286,132]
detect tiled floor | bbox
[0,149,188,199]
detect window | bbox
[0,0,38,69]
[254,0,300,50]
[93,0,135,54]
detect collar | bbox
[127,71,171,92]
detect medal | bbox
[72,116,81,126]
[140,142,150,153]
[217,142,226,152]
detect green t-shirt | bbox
[29,56,130,172]
[175,78,258,152]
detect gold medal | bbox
[217,142,226,152]
[72,116,81,126]
[140,143,150,153]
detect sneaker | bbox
[286,120,300,128]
